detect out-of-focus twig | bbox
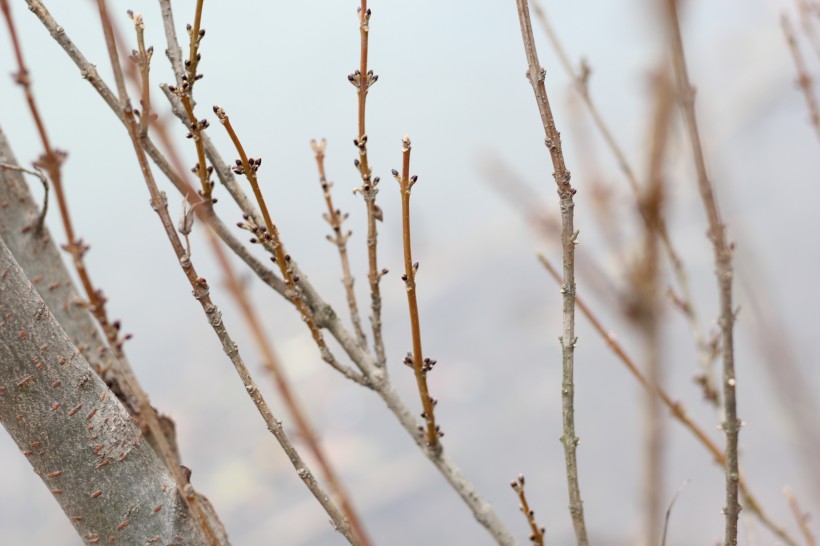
[782,13,820,144]
[785,487,817,546]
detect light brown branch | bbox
[393,136,441,451]
[664,2,741,544]
[514,2,587,543]
[633,69,674,546]
[311,138,368,350]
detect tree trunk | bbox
[0,124,212,544]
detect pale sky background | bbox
[2,0,820,544]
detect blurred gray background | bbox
[2,0,819,544]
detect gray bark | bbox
[0,125,210,544]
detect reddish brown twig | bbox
[311,139,368,350]
[782,13,820,143]
[514,2,588,542]
[349,0,386,368]
[213,106,367,386]
[664,3,742,544]
[537,254,799,546]
[510,475,545,546]
[393,136,441,451]
[784,487,817,546]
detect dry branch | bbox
[514,1,588,543]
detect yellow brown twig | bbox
[349,0,386,368]
[393,136,441,451]
[510,474,545,546]
[213,106,367,386]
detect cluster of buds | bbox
[232,157,262,176]
[189,163,215,197]
[400,261,420,285]
[236,213,272,246]
[401,352,437,376]
[185,117,209,139]
[416,421,444,441]
[392,168,419,191]
[61,238,91,260]
[110,319,134,353]
[347,68,379,91]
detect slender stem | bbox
[311,139,368,350]
[214,107,367,386]
[514,2,588,543]
[510,475,545,546]
[664,3,741,544]
[394,136,440,450]
[93,2,355,541]
[531,0,719,405]
[538,255,798,546]
[350,1,386,368]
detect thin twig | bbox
[213,106,367,386]
[510,474,545,546]
[514,2,588,543]
[784,487,817,546]
[311,138,368,350]
[531,0,720,406]
[782,13,820,143]
[538,254,798,546]
[664,2,741,544]
[93,2,356,541]
[393,136,441,451]
[349,0,386,368]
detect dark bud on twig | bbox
[199,29,206,38]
